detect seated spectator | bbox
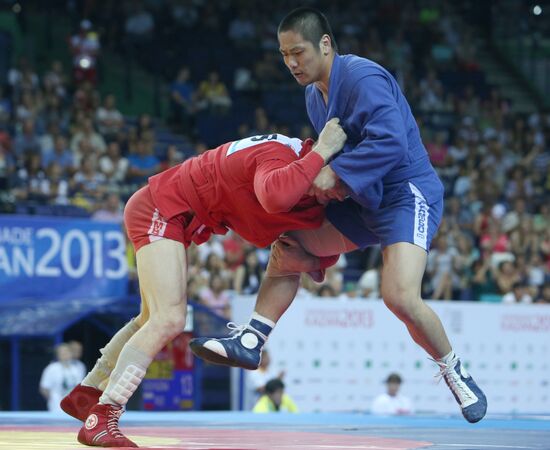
[505,166,533,200]
[74,138,99,170]
[70,117,106,154]
[453,233,479,300]
[126,139,160,185]
[233,249,264,295]
[43,60,68,99]
[72,80,100,115]
[250,107,271,135]
[96,94,124,139]
[533,204,549,233]
[0,86,12,127]
[99,141,128,184]
[358,267,379,299]
[92,192,124,223]
[471,255,499,301]
[528,252,546,289]
[535,283,550,304]
[306,261,345,297]
[418,69,443,112]
[427,236,458,300]
[137,113,154,137]
[8,57,39,98]
[197,236,225,266]
[198,274,231,319]
[0,138,15,191]
[170,67,196,134]
[196,71,232,114]
[502,281,533,304]
[42,135,74,173]
[39,121,62,158]
[125,4,155,44]
[13,153,46,201]
[72,155,106,206]
[170,0,199,29]
[13,119,40,163]
[41,162,70,205]
[318,284,337,297]
[160,144,184,171]
[15,91,42,125]
[510,217,539,256]
[222,232,247,270]
[426,131,449,167]
[228,10,256,46]
[41,91,67,130]
[254,52,285,88]
[253,378,298,413]
[495,260,521,295]
[371,373,413,415]
[502,198,530,233]
[480,219,510,256]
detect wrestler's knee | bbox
[147,305,187,340]
[265,237,320,277]
[381,283,422,324]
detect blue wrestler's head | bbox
[278,7,337,87]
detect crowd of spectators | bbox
[1,0,548,308]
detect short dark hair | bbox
[278,7,338,52]
[386,373,402,384]
[265,378,285,394]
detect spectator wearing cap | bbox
[252,378,298,413]
[371,373,413,415]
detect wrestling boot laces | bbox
[227,322,267,341]
[188,322,267,370]
[107,406,125,440]
[430,357,487,423]
[78,403,138,447]
[432,358,476,405]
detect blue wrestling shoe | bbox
[434,357,487,423]
[189,319,270,370]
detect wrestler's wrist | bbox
[312,143,333,163]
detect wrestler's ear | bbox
[320,34,331,55]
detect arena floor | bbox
[0,411,549,450]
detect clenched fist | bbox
[313,118,347,162]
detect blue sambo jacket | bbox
[305,54,443,210]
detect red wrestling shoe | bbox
[60,384,102,422]
[77,403,137,448]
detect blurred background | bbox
[0,0,548,416]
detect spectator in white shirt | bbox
[371,373,413,416]
[99,141,128,185]
[96,94,124,138]
[39,343,85,412]
[68,340,87,380]
[502,282,533,304]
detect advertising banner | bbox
[0,215,128,301]
[232,296,550,414]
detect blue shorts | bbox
[326,181,443,252]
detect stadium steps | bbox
[475,43,539,114]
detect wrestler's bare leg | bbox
[188,220,356,369]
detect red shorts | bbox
[124,186,194,252]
